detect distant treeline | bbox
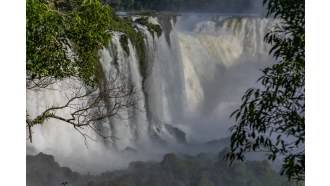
[102,0,265,13]
[27,149,302,186]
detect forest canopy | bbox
[102,0,265,14]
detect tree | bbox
[26,0,139,143]
[26,70,139,143]
[27,0,115,87]
[226,0,305,181]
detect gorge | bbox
[27,13,277,178]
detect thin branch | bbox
[27,69,141,144]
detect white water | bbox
[145,16,275,143]
[26,15,276,174]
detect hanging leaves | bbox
[227,0,304,181]
[27,0,114,87]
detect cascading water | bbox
[144,15,275,144]
[26,14,276,174]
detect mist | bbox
[150,15,276,143]
[26,14,277,175]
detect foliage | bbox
[27,149,301,186]
[119,34,130,55]
[127,10,157,16]
[102,0,260,14]
[226,0,305,181]
[26,0,154,142]
[27,0,114,87]
[112,16,163,80]
[27,0,161,86]
[135,17,162,38]
[106,14,150,80]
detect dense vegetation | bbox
[102,0,264,14]
[27,0,161,88]
[27,0,114,86]
[227,0,305,181]
[26,0,162,142]
[27,149,302,186]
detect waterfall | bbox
[26,15,276,173]
[144,16,275,143]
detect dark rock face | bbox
[156,15,177,46]
[26,153,115,186]
[164,123,187,144]
[120,146,138,158]
[26,153,80,186]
